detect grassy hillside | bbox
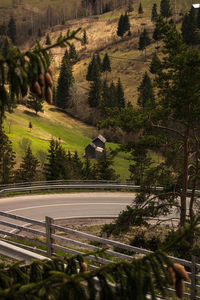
[3,104,131,180]
[44,0,192,107]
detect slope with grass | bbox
[4,103,131,180]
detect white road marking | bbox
[6,202,130,213]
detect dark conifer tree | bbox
[151,3,158,22]
[137,72,154,110]
[109,81,117,108]
[138,2,143,14]
[0,129,15,184]
[197,8,200,28]
[86,55,101,81]
[69,43,78,64]
[82,29,88,45]
[150,54,161,75]
[124,13,130,32]
[26,92,44,115]
[88,75,101,107]
[117,14,124,37]
[96,150,119,180]
[0,23,6,36]
[138,29,151,59]
[8,16,16,45]
[45,139,70,180]
[139,29,151,50]
[100,80,110,115]
[16,146,39,182]
[102,53,111,79]
[96,53,102,71]
[153,25,162,42]
[116,78,125,108]
[71,151,83,179]
[181,7,197,45]
[82,156,93,179]
[56,50,74,108]
[38,28,42,37]
[45,33,51,45]
[160,0,172,18]
[1,38,10,58]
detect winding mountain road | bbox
[0,192,134,221]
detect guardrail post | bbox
[45,216,54,258]
[190,256,197,300]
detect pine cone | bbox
[80,262,88,273]
[45,72,53,87]
[45,87,53,104]
[175,278,185,299]
[38,74,45,87]
[48,65,54,78]
[167,266,176,285]
[32,81,42,97]
[173,263,189,280]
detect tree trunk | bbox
[180,127,190,226]
[189,143,199,220]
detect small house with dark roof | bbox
[85,134,106,159]
[92,134,106,149]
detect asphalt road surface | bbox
[0,192,134,221]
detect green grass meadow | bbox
[4,104,130,180]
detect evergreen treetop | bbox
[138,2,143,14]
[16,146,39,182]
[116,78,126,108]
[137,71,154,109]
[56,51,74,109]
[151,3,158,21]
[45,33,51,45]
[8,16,16,45]
[138,29,151,51]
[160,0,172,18]
[102,53,111,75]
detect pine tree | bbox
[0,129,15,184]
[8,16,16,45]
[151,3,158,22]
[71,151,83,179]
[137,72,154,109]
[69,43,78,63]
[160,0,172,18]
[82,29,88,45]
[102,53,111,79]
[82,156,93,179]
[116,78,125,108]
[123,13,130,33]
[153,25,162,42]
[38,28,42,37]
[181,7,197,45]
[1,38,10,58]
[45,139,71,180]
[26,92,44,115]
[109,81,117,107]
[138,2,143,14]
[138,29,151,59]
[45,33,51,45]
[56,50,74,109]
[150,54,161,74]
[88,75,101,107]
[96,150,119,180]
[16,146,39,182]
[96,53,102,71]
[117,14,130,37]
[86,55,101,81]
[117,14,125,37]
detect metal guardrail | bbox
[0,211,200,299]
[0,180,200,196]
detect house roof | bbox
[92,134,106,144]
[192,3,200,8]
